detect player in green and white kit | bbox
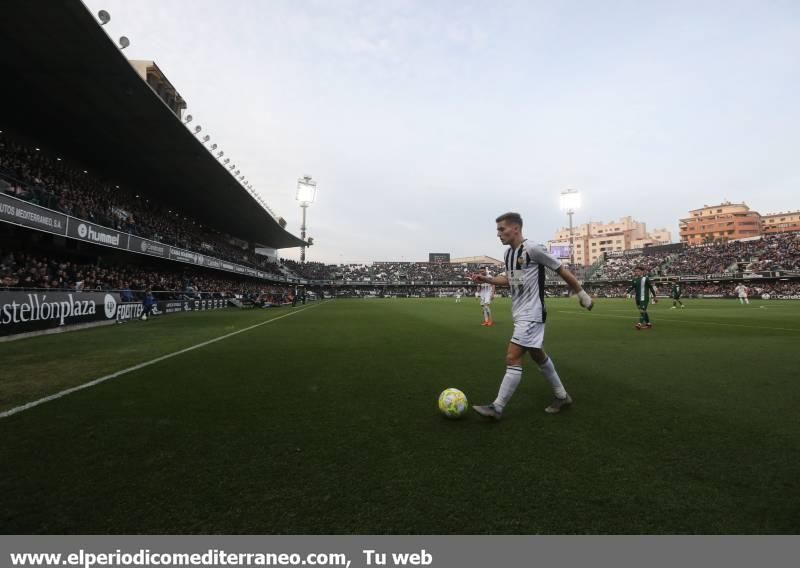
[627,266,657,329]
[670,280,685,309]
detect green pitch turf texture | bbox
[1,298,799,534]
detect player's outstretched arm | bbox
[555,266,593,310]
[469,272,508,286]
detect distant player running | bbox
[455,288,463,303]
[470,212,593,418]
[670,280,685,309]
[627,266,657,329]
[478,268,495,326]
[734,284,750,305]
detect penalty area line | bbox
[0,305,320,420]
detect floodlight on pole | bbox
[118,36,130,50]
[223,158,229,164]
[184,114,193,124]
[202,135,210,143]
[559,188,581,267]
[296,176,317,263]
[98,10,111,25]
[194,125,201,134]
[210,143,217,151]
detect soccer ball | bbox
[141,314,148,321]
[438,388,468,419]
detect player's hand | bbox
[577,290,593,311]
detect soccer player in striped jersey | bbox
[627,266,657,329]
[478,267,495,326]
[469,212,593,418]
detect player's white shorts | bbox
[738,294,748,298]
[510,320,545,349]
[480,296,492,306]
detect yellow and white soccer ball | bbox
[438,388,468,419]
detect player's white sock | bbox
[745,298,750,305]
[486,306,492,321]
[539,357,567,399]
[482,306,490,321]
[493,365,523,410]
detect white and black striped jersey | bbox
[503,240,562,322]
[479,278,493,299]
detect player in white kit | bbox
[478,268,495,326]
[470,212,594,417]
[734,284,750,305]
[455,288,463,303]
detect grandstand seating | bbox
[0,135,284,277]
[0,248,292,302]
[587,233,799,281]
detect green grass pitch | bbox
[1,297,799,534]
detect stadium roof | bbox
[450,256,503,266]
[0,1,306,249]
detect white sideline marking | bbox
[0,306,318,420]
[555,310,800,333]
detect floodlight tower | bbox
[296,176,318,263]
[559,188,581,268]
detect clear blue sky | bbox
[84,0,800,263]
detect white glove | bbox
[577,290,593,310]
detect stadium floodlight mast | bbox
[296,176,318,263]
[559,188,581,267]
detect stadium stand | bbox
[0,248,292,303]
[587,233,800,281]
[0,2,315,338]
[0,135,287,276]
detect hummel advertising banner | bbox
[66,219,126,249]
[0,194,301,284]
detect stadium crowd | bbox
[0,249,291,302]
[282,259,494,282]
[590,252,673,280]
[589,233,800,280]
[0,135,284,277]
[285,235,798,285]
